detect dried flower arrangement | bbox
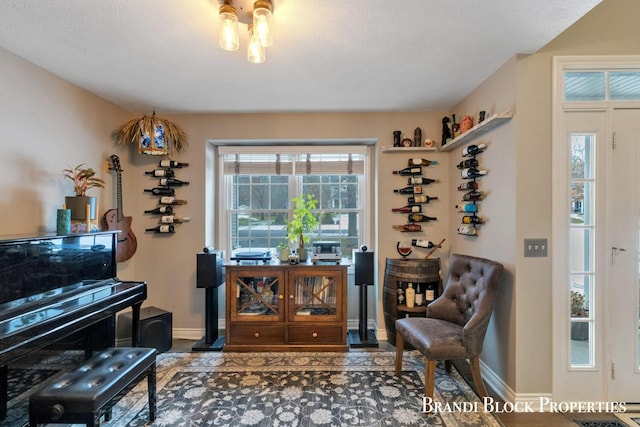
[112,111,188,155]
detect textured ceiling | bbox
[0,0,602,114]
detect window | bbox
[564,70,640,102]
[217,145,369,260]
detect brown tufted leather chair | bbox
[394,253,504,398]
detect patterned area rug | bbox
[616,412,640,427]
[3,351,501,427]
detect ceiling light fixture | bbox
[218,0,274,63]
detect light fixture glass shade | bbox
[247,26,265,63]
[219,5,239,51]
[253,0,273,47]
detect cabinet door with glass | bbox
[229,269,284,322]
[288,267,345,322]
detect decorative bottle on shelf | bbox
[407,177,439,185]
[462,144,487,157]
[145,224,175,233]
[144,187,175,196]
[462,215,485,224]
[411,239,437,248]
[392,223,422,232]
[413,127,422,147]
[393,186,423,195]
[159,177,190,186]
[397,287,405,305]
[393,130,402,147]
[408,195,438,204]
[451,114,460,138]
[456,203,478,213]
[159,159,189,168]
[425,282,437,302]
[405,283,415,308]
[461,168,488,179]
[462,191,485,201]
[457,224,478,236]
[144,205,173,215]
[145,169,175,177]
[392,166,422,176]
[408,158,438,166]
[159,196,187,205]
[160,215,190,224]
[456,158,479,169]
[457,181,479,191]
[414,283,424,306]
[408,213,437,222]
[392,205,422,213]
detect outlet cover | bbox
[524,238,548,257]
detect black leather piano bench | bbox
[28,347,157,427]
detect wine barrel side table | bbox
[382,258,442,346]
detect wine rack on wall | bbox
[143,160,190,235]
[456,145,486,236]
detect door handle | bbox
[611,247,627,264]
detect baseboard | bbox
[480,359,553,410]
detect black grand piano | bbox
[0,231,146,420]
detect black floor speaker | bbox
[117,306,173,353]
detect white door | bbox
[608,108,640,402]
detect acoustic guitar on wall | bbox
[103,155,137,262]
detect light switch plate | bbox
[524,238,548,257]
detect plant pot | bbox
[298,246,308,262]
[278,247,291,263]
[65,196,97,221]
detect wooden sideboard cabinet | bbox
[224,263,348,352]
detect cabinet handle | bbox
[289,295,294,299]
[254,332,260,338]
[279,294,284,300]
[312,332,318,338]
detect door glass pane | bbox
[569,132,596,368]
[610,71,640,100]
[565,72,606,101]
[236,275,280,317]
[293,275,337,316]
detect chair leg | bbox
[469,356,489,398]
[424,358,436,398]
[394,332,405,376]
[444,360,452,373]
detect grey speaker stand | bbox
[192,286,225,351]
[348,283,378,348]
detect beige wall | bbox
[3,0,640,399]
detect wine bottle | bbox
[160,215,190,224]
[145,169,175,177]
[392,224,422,232]
[462,215,485,224]
[159,159,189,168]
[159,196,187,205]
[462,144,487,157]
[392,166,422,176]
[159,177,190,186]
[394,186,423,195]
[408,195,438,204]
[457,224,478,236]
[414,283,424,306]
[456,203,478,213]
[457,181,479,191]
[407,177,439,185]
[411,239,436,248]
[392,205,422,213]
[144,187,175,196]
[425,283,437,302]
[408,158,438,167]
[462,191,485,201]
[461,168,488,179]
[405,283,415,308]
[145,224,175,233]
[408,213,437,222]
[144,205,173,215]
[456,158,479,169]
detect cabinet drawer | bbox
[288,325,344,344]
[229,325,285,344]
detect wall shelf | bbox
[440,109,513,152]
[382,146,438,153]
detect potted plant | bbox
[62,164,105,221]
[286,194,320,262]
[275,241,290,263]
[570,290,588,340]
